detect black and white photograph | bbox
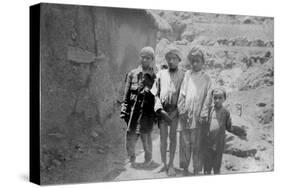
[29,2,274,185]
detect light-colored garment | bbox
[151,68,184,167]
[177,70,212,173]
[177,70,212,130]
[152,69,185,119]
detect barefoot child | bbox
[177,46,212,175]
[152,46,185,176]
[204,88,233,174]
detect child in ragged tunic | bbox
[204,88,233,174]
[152,46,185,176]
[177,46,212,175]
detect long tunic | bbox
[152,69,185,119]
[177,70,212,130]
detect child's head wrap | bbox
[187,46,205,63]
[139,46,155,59]
[165,45,182,61]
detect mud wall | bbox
[40,3,157,170]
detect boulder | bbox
[257,106,273,124]
[225,133,257,158]
[224,115,257,158]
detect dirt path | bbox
[115,134,183,181]
[113,130,240,181]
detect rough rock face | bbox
[236,59,273,91]
[40,4,158,176]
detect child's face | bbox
[140,55,153,69]
[190,56,204,72]
[213,93,225,108]
[166,53,180,70]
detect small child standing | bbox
[204,88,233,174]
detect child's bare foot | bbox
[157,163,167,173]
[193,170,199,175]
[130,161,137,168]
[183,168,190,176]
[167,166,176,176]
[142,160,153,168]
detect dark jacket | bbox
[120,66,156,133]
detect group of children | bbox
[120,45,234,176]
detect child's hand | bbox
[230,125,247,140]
[120,113,130,124]
[158,109,172,124]
[198,116,208,125]
[143,86,150,93]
